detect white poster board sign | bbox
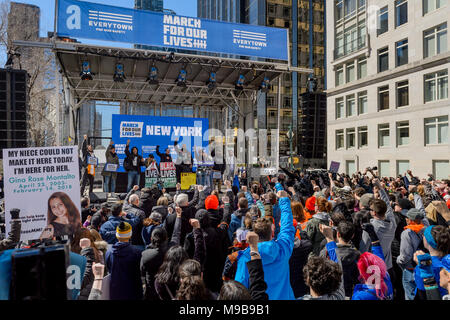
[2,146,82,241]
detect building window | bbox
[346,94,356,117]
[336,66,344,86]
[377,6,388,36]
[396,39,408,67]
[358,0,366,10]
[433,160,450,180]
[344,24,358,55]
[395,0,408,27]
[378,47,389,72]
[378,123,390,147]
[344,0,357,18]
[425,116,448,145]
[397,160,410,176]
[424,70,448,102]
[358,126,368,148]
[396,80,409,107]
[378,160,390,177]
[346,62,355,82]
[397,121,410,146]
[346,160,356,175]
[423,0,448,15]
[424,23,447,58]
[336,0,344,22]
[346,128,356,148]
[358,91,368,114]
[336,129,344,149]
[378,85,390,110]
[358,58,367,79]
[336,98,345,119]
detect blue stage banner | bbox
[111,115,211,173]
[57,0,289,61]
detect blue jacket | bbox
[141,224,162,247]
[234,196,296,300]
[227,208,250,242]
[351,244,393,300]
[245,191,254,207]
[414,255,448,298]
[273,183,283,239]
[100,215,141,245]
[105,241,143,300]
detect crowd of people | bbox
[1,166,450,301]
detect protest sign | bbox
[159,162,177,188]
[112,115,210,172]
[329,161,341,174]
[2,146,81,241]
[87,156,98,166]
[104,164,118,172]
[181,173,197,190]
[145,161,160,188]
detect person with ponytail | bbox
[351,223,393,300]
[175,259,216,300]
[413,225,450,299]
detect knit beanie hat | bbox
[205,195,219,210]
[305,196,316,212]
[360,193,374,208]
[116,221,132,240]
[406,208,424,221]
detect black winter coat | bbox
[140,243,169,300]
[289,235,313,298]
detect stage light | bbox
[80,61,93,81]
[259,77,270,92]
[113,63,126,82]
[147,66,159,85]
[206,71,216,89]
[176,67,187,87]
[235,74,245,91]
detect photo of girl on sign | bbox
[40,192,82,240]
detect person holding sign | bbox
[102,140,119,193]
[81,135,98,197]
[124,139,145,192]
[40,192,82,240]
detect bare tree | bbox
[1,0,60,147]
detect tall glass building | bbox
[135,0,163,12]
[198,0,326,155]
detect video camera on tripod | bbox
[8,238,71,300]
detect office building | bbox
[326,0,449,179]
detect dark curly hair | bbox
[155,245,188,286]
[176,260,210,300]
[303,256,342,296]
[431,225,450,255]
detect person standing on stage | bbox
[174,139,193,182]
[124,139,145,192]
[156,145,173,163]
[102,140,119,194]
[81,134,97,197]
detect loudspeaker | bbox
[0,68,28,158]
[298,92,327,160]
[89,192,108,204]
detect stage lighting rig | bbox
[113,63,126,82]
[80,61,94,81]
